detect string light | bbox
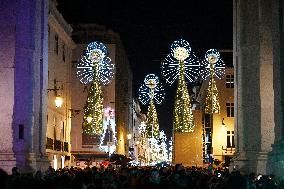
[77,41,114,135]
[76,41,115,85]
[201,49,225,114]
[138,74,165,139]
[161,39,200,85]
[82,82,103,135]
[162,39,199,132]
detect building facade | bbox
[196,67,235,167]
[45,1,76,169]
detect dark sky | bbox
[57,0,233,139]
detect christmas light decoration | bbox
[82,82,103,134]
[162,39,200,85]
[162,39,199,132]
[201,49,225,114]
[168,137,173,163]
[159,131,169,162]
[77,41,114,135]
[138,74,165,139]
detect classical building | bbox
[70,24,133,166]
[232,0,284,176]
[45,1,76,169]
[195,66,235,167]
[0,0,50,173]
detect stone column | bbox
[267,0,284,177]
[231,0,275,175]
[0,0,49,174]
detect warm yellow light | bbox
[136,141,140,145]
[54,96,63,108]
[86,116,93,123]
[127,134,132,140]
[173,47,189,61]
[221,124,226,131]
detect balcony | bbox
[46,137,54,150]
[63,142,69,152]
[54,139,62,151]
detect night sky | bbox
[57,0,233,139]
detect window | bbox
[55,34,58,54]
[19,124,24,139]
[227,131,235,148]
[226,74,234,88]
[226,103,234,117]
[62,43,65,62]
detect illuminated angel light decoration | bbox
[201,49,225,114]
[77,41,115,135]
[138,74,165,139]
[162,39,200,132]
[100,107,116,154]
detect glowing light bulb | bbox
[173,47,189,61]
[54,96,63,108]
[86,116,93,123]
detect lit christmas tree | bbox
[200,49,225,114]
[82,82,103,135]
[138,74,165,139]
[162,39,199,132]
[146,100,159,138]
[173,60,195,132]
[205,77,220,114]
[77,42,115,136]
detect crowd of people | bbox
[1,164,284,189]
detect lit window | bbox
[226,103,234,117]
[226,74,234,88]
[227,131,235,148]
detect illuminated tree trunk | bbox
[146,99,159,139]
[82,80,103,135]
[173,60,195,132]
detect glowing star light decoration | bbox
[162,39,200,132]
[77,42,115,135]
[201,49,225,114]
[138,74,165,139]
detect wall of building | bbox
[46,0,76,169]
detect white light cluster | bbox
[200,49,225,80]
[161,39,200,85]
[138,74,165,105]
[76,41,115,85]
[99,107,117,154]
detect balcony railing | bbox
[63,142,69,152]
[46,137,69,152]
[46,137,54,150]
[54,139,62,151]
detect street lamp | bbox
[47,79,64,108]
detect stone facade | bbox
[232,0,284,176]
[46,0,76,169]
[0,0,49,173]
